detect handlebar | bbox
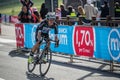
[40,37,59,48]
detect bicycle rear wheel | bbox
[39,49,52,76]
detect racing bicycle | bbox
[27,37,59,76]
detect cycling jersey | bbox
[35,19,58,41]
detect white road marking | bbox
[0,38,16,43]
[0,78,5,80]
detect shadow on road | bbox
[26,71,54,80]
[9,49,28,58]
[51,60,120,80]
[8,50,120,80]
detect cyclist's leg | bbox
[31,41,41,53]
[41,36,50,62]
[28,41,41,63]
[45,35,50,49]
[30,31,42,55]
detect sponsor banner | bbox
[49,25,74,55]
[24,24,39,48]
[108,28,120,62]
[94,27,120,62]
[15,23,120,62]
[24,24,74,55]
[15,24,24,47]
[10,16,19,23]
[73,26,94,57]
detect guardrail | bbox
[15,23,120,72]
[0,14,19,24]
[55,16,120,27]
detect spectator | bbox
[55,8,61,19]
[19,0,34,9]
[32,7,41,23]
[40,3,48,19]
[76,6,85,17]
[100,1,109,18]
[18,6,32,23]
[115,2,120,17]
[67,6,73,15]
[67,6,76,17]
[84,0,98,20]
[0,13,1,23]
[77,6,91,23]
[60,4,67,17]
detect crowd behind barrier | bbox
[0,13,120,27]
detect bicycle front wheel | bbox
[27,55,36,73]
[39,49,52,76]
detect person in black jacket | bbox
[115,2,120,17]
[18,6,32,23]
[40,3,48,19]
[60,4,67,17]
[100,1,109,17]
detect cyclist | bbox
[28,12,59,61]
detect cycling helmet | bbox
[46,12,56,20]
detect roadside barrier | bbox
[0,14,19,35]
[15,23,120,71]
[0,14,19,24]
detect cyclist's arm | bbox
[53,22,59,41]
[36,22,44,41]
[53,22,58,34]
[37,31,41,41]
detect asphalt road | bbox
[0,23,120,80]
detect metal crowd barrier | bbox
[56,16,120,27]
[55,16,120,72]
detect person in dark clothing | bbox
[0,13,1,23]
[67,6,76,17]
[20,0,34,9]
[60,4,67,17]
[18,6,32,23]
[32,7,41,23]
[115,2,120,17]
[40,3,48,19]
[100,1,109,17]
[67,6,73,15]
